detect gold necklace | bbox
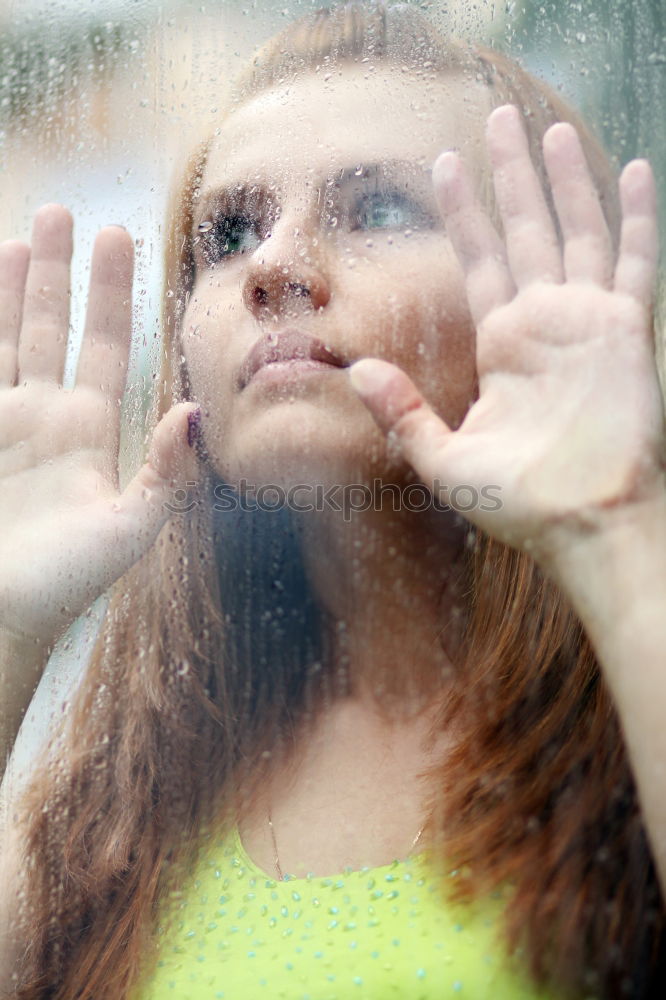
[267,810,424,881]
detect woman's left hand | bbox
[350,104,665,560]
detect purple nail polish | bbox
[187,408,202,448]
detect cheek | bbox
[179,297,236,439]
[400,294,477,429]
[348,243,477,427]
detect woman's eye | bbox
[197,214,261,264]
[352,192,418,231]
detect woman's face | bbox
[182,64,492,489]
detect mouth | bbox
[238,328,350,389]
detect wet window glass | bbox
[1,2,665,998]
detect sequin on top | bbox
[130,827,559,1000]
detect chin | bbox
[216,401,387,490]
[219,444,372,495]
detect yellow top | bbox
[131,827,559,999]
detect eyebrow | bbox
[194,157,433,232]
[327,158,433,186]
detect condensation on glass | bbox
[0,1,665,998]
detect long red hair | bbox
[10,6,665,999]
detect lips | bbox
[238,328,349,389]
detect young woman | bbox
[1,4,665,998]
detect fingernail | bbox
[432,151,459,185]
[349,359,392,395]
[187,407,202,448]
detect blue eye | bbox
[197,214,261,265]
[353,192,415,230]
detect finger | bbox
[433,151,516,327]
[614,159,659,309]
[487,105,563,287]
[349,358,453,487]
[0,241,30,387]
[55,403,201,629]
[17,204,73,383]
[543,122,614,286]
[76,226,134,460]
[117,402,201,527]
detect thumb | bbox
[349,359,453,485]
[117,401,202,534]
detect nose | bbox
[242,216,331,319]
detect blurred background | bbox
[2,0,665,778]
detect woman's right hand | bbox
[0,204,198,646]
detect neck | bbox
[298,497,468,715]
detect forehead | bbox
[204,65,492,190]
